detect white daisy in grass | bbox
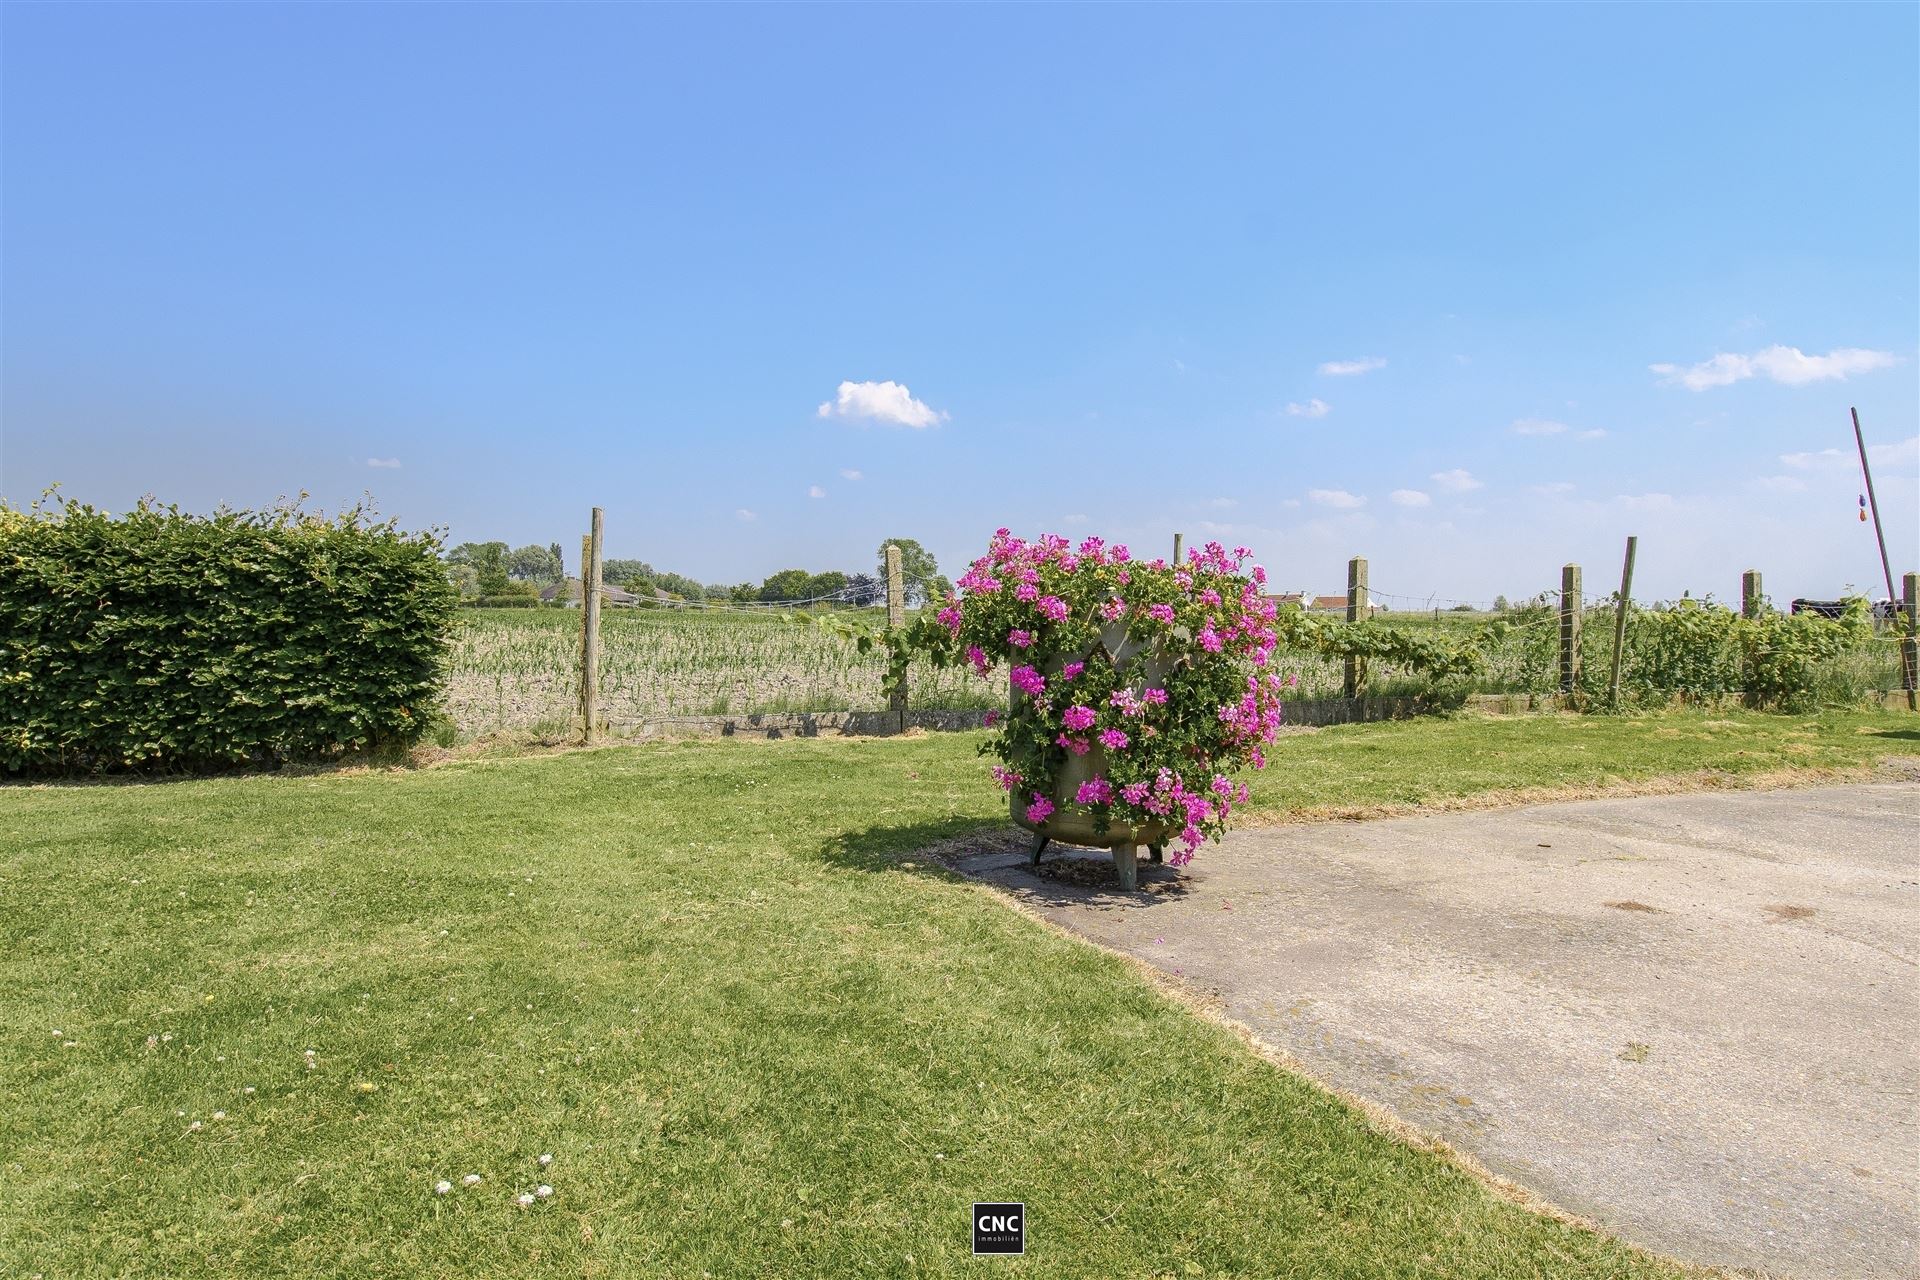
[212,1111,226,1121]
[188,1120,202,1132]
[515,1193,535,1207]
[537,1153,553,1166]
[462,1174,481,1187]
[535,1185,553,1199]
[434,1180,452,1196]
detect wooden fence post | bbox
[579,509,603,744]
[1741,569,1763,619]
[1172,532,1184,566]
[885,543,906,731]
[1903,571,1918,712]
[1559,563,1582,695]
[1607,535,1637,707]
[1344,556,1368,698]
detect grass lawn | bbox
[4,709,1913,1278]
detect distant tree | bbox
[445,562,480,598]
[759,568,812,603]
[703,584,732,601]
[922,573,954,603]
[655,571,705,600]
[729,582,759,604]
[1450,602,1475,612]
[447,541,510,595]
[1493,594,1510,612]
[507,544,564,585]
[844,572,882,606]
[807,570,849,603]
[549,542,565,578]
[875,538,939,604]
[600,559,655,589]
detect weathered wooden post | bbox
[1344,555,1368,698]
[1607,535,1637,707]
[885,543,906,732]
[579,509,603,744]
[1741,569,1764,619]
[1172,532,1184,566]
[1559,563,1582,695]
[1903,571,1918,712]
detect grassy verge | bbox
[4,709,1911,1277]
[1238,707,1920,820]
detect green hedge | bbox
[1,497,456,772]
[460,594,546,608]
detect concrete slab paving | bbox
[947,783,1920,1278]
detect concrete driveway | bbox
[948,783,1920,1278]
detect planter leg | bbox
[1148,844,1163,864]
[1030,835,1050,866]
[1113,844,1138,891]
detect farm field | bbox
[446,605,1911,742]
[446,606,1001,739]
[6,710,1916,1278]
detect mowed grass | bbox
[6,712,1915,1279]
[1238,706,1920,819]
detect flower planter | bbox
[938,531,1285,892]
[1009,624,1172,889]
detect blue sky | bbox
[4,3,1916,603]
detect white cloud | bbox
[735,508,756,522]
[1651,345,1899,391]
[1512,418,1606,440]
[1061,513,1089,525]
[1285,398,1331,418]
[1781,435,1920,474]
[1780,447,1847,471]
[1430,468,1483,493]
[1617,493,1677,511]
[1318,356,1386,377]
[816,379,947,428]
[807,485,826,499]
[366,457,401,469]
[1389,489,1431,508]
[839,468,863,481]
[1307,488,1367,509]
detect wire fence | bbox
[443,570,1915,740]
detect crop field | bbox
[447,606,1001,738]
[445,604,1911,740]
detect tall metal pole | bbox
[1852,407,1900,610]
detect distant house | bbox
[539,578,641,608]
[1267,591,1379,615]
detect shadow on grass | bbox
[1862,727,1920,743]
[816,815,1195,909]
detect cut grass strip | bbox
[10,708,1911,1276]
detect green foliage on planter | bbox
[1,495,456,772]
